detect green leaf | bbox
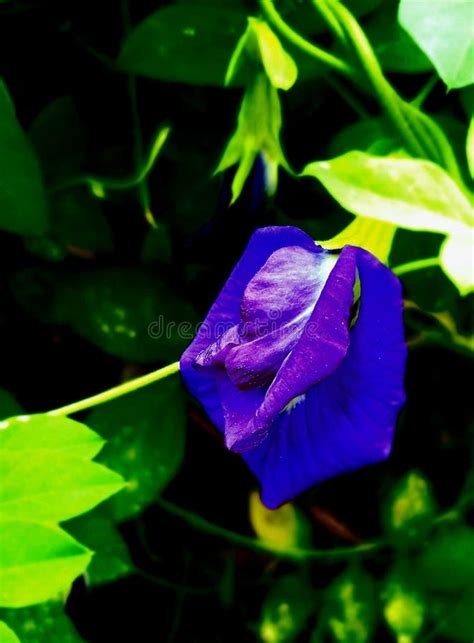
[382,568,426,643]
[226,18,297,90]
[0,521,92,608]
[118,4,247,85]
[0,79,48,236]
[433,590,474,642]
[0,622,20,643]
[417,525,474,592]
[302,152,474,294]
[365,3,431,73]
[50,187,113,253]
[328,117,395,158]
[28,96,85,185]
[383,471,437,547]
[61,268,198,363]
[88,378,186,521]
[399,0,474,89]
[0,414,124,522]
[0,390,22,422]
[467,117,474,180]
[66,509,133,586]
[323,566,376,643]
[259,574,315,643]
[0,601,83,642]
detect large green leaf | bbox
[118,4,247,85]
[399,0,474,89]
[61,268,198,363]
[302,152,474,294]
[88,378,186,521]
[0,80,48,236]
[0,602,82,642]
[0,521,92,608]
[0,414,124,522]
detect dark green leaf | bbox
[0,389,22,422]
[88,378,186,521]
[417,525,474,592]
[28,96,85,185]
[433,590,474,642]
[259,573,315,642]
[118,4,247,85]
[66,508,133,586]
[61,268,198,363]
[0,80,48,236]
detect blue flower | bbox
[180,226,406,508]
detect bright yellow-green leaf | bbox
[226,18,297,90]
[399,0,474,89]
[0,521,92,608]
[0,415,124,523]
[321,217,396,264]
[0,601,82,642]
[249,491,310,551]
[0,621,19,643]
[302,152,474,294]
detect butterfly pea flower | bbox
[180,227,406,508]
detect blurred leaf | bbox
[249,491,311,551]
[328,117,395,158]
[0,414,124,522]
[0,521,92,608]
[467,117,474,180]
[87,378,186,521]
[383,471,437,547]
[323,565,376,643]
[61,268,198,363]
[365,3,431,73]
[302,151,474,294]
[417,525,474,592]
[28,96,85,184]
[66,508,133,585]
[23,236,67,262]
[382,568,426,643]
[399,0,474,89]
[118,4,247,85]
[141,223,172,264]
[0,601,82,642]
[50,187,113,253]
[226,18,297,90]
[0,389,22,421]
[433,589,474,642]
[259,573,315,643]
[0,79,48,236]
[10,267,69,325]
[0,622,19,643]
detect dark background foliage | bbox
[0,0,473,641]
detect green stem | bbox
[49,126,170,195]
[259,0,358,79]
[392,257,440,277]
[311,0,348,46]
[48,361,180,417]
[156,497,381,562]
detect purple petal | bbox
[228,246,358,451]
[244,247,406,508]
[180,226,317,431]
